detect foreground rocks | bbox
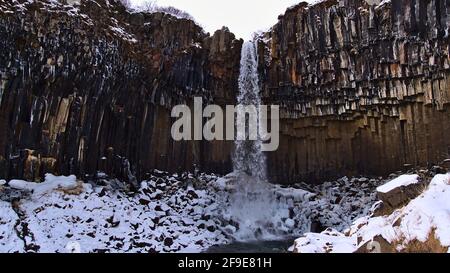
[3,168,443,253]
[292,172,450,253]
[0,170,379,253]
[374,174,426,216]
[0,172,230,253]
[1,0,449,185]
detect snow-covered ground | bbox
[6,170,447,254]
[0,171,382,253]
[292,173,450,253]
[1,172,227,253]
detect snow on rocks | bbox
[443,159,450,169]
[295,176,384,232]
[394,174,450,248]
[9,174,81,198]
[291,229,356,253]
[0,201,24,253]
[376,174,420,193]
[273,185,315,202]
[0,171,382,253]
[376,0,392,9]
[292,173,450,253]
[375,174,427,216]
[0,172,229,253]
[209,172,239,192]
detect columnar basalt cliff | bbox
[0,0,241,184]
[0,0,449,184]
[258,0,450,183]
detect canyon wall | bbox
[258,0,450,183]
[0,0,240,184]
[0,0,449,184]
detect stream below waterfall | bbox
[205,238,296,253]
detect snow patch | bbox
[109,26,138,43]
[0,201,24,253]
[376,174,419,193]
[293,229,357,253]
[9,174,78,197]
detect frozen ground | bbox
[292,173,450,253]
[0,171,384,253]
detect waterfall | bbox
[225,41,281,241]
[232,41,267,182]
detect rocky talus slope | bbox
[293,171,450,253]
[0,0,449,184]
[0,170,383,253]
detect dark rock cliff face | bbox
[0,0,241,183]
[0,0,449,184]
[258,0,450,183]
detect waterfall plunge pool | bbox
[205,237,297,253]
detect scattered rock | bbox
[187,189,199,199]
[285,219,295,229]
[376,175,427,215]
[223,225,237,234]
[139,198,151,206]
[163,237,173,247]
[442,159,450,170]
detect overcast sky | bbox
[130,0,312,40]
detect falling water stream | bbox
[222,41,288,244]
[233,41,267,182]
[206,41,307,253]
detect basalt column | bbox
[258,0,450,183]
[0,0,241,182]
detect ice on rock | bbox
[210,173,237,192]
[275,186,316,202]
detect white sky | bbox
[130,0,312,40]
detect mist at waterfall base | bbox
[220,41,296,242]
